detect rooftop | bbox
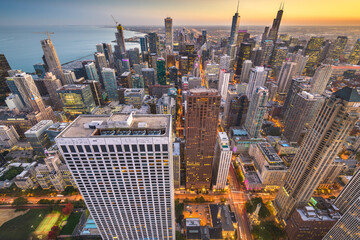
[57,84,88,91]
[25,120,53,135]
[333,86,360,102]
[56,112,171,139]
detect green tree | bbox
[176,231,185,240]
[12,197,28,206]
[175,199,184,223]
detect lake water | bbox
[0,25,145,72]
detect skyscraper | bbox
[246,67,268,100]
[185,89,221,191]
[310,64,333,95]
[267,3,284,41]
[139,37,148,53]
[283,91,324,143]
[43,72,63,111]
[327,36,347,61]
[274,87,360,222]
[115,24,126,54]
[85,62,100,82]
[56,84,96,118]
[101,68,118,101]
[41,38,64,84]
[323,197,360,240]
[165,17,173,53]
[156,58,166,85]
[235,42,252,75]
[148,32,159,55]
[229,0,240,46]
[269,46,288,70]
[244,87,269,138]
[239,60,252,83]
[347,38,360,65]
[0,54,11,96]
[277,62,297,94]
[218,70,231,100]
[55,113,175,240]
[212,132,232,190]
[334,168,360,214]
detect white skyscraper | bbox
[244,87,269,138]
[218,70,231,100]
[240,60,252,83]
[323,197,360,240]
[85,62,100,82]
[213,132,232,190]
[55,113,175,240]
[246,66,268,100]
[63,70,76,84]
[277,62,297,94]
[310,64,333,95]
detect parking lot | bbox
[183,203,211,226]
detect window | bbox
[69,145,76,153]
[147,145,153,152]
[124,145,130,152]
[61,145,68,153]
[155,144,161,152]
[85,145,91,152]
[132,145,138,152]
[162,144,168,152]
[140,145,145,152]
[116,145,122,152]
[100,145,107,152]
[76,145,84,152]
[93,145,99,152]
[109,145,115,152]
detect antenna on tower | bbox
[236,0,240,13]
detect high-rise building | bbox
[0,125,19,148]
[124,88,144,108]
[41,38,64,84]
[63,70,76,84]
[185,89,221,191]
[239,60,252,83]
[267,4,284,41]
[283,91,324,143]
[85,62,99,82]
[260,40,274,66]
[246,67,268,100]
[24,120,53,156]
[5,94,25,112]
[142,68,156,87]
[229,3,240,46]
[236,30,250,47]
[115,24,126,54]
[169,66,178,86]
[55,113,175,240]
[156,58,166,85]
[43,72,63,110]
[235,43,252,75]
[56,84,96,118]
[244,87,269,138]
[139,37,148,52]
[165,17,173,53]
[334,168,360,214]
[102,68,118,101]
[96,43,113,65]
[269,46,288,70]
[212,132,232,190]
[127,48,140,67]
[347,38,360,65]
[83,80,104,106]
[293,55,308,77]
[0,54,11,96]
[310,64,333,95]
[94,52,109,76]
[173,142,181,189]
[323,197,360,240]
[223,93,249,130]
[277,62,297,94]
[220,55,231,71]
[6,72,56,121]
[274,87,360,222]
[218,70,231,100]
[148,32,159,55]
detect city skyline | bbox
[2,0,360,26]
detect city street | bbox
[0,194,82,205]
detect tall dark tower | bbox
[267,3,284,42]
[115,24,126,54]
[229,0,240,46]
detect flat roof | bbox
[56,113,171,139]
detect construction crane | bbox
[32,31,55,41]
[111,15,118,26]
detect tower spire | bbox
[236,0,240,13]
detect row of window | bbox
[61,144,168,154]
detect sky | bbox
[1,0,360,26]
